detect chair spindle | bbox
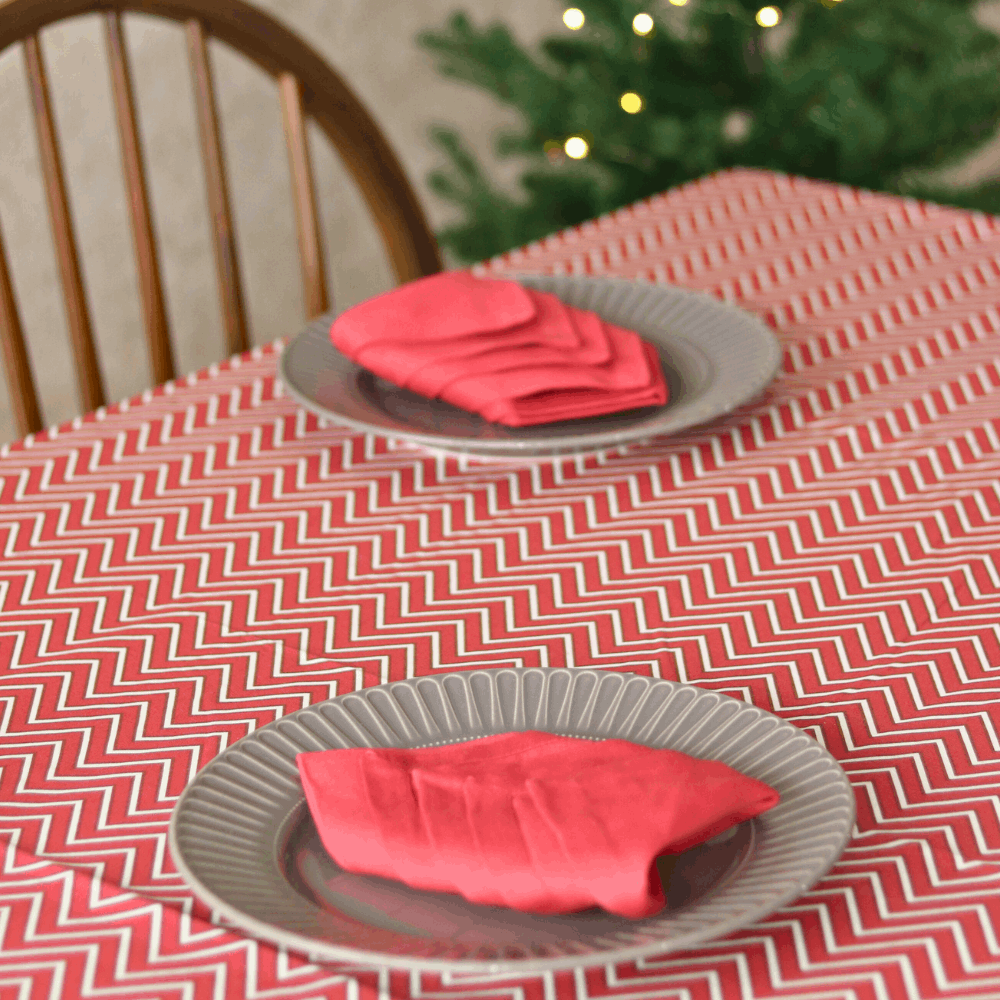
[23,32,105,412]
[0,218,43,436]
[104,11,175,386]
[186,19,250,357]
[278,72,330,319]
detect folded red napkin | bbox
[329,272,668,426]
[297,731,779,918]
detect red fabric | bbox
[329,271,668,426]
[296,731,779,919]
[9,169,1000,1000]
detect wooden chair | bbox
[0,0,442,437]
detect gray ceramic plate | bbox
[169,669,855,974]
[277,276,782,457]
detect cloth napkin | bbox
[297,731,779,918]
[329,272,668,426]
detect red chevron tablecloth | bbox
[3,167,1000,1000]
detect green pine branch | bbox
[419,0,1000,262]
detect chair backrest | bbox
[0,0,442,437]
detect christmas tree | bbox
[418,0,1000,263]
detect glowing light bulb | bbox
[632,12,654,35]
[620,92,644,114]
[562,7,586,29]
[668,0,689,5]
[564,136,590,159]
[755,5,781,26]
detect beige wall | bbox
[2,0,1000,444]
[0,0,546,442]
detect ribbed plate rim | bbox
[168,669,854,974]
[276,276,782,457]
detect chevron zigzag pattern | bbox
[3,168,1000,998]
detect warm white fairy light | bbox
[755,6,781,26]
[620,91,644,114]
[668,0,689,6]
[632,12,654,35]
[564,136,590,159]
[562,7,586,29]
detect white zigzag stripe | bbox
[5,170,1000,998]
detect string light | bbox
[562,7,586,29]
[668,0,689,5]
[722,109,752,142]
[564,136,590,159]
[632,12,654,35]
[755,6,781,26]
[620,92,644,114]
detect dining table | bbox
[2,165,999,1000]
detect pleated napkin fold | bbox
[297,731,779,918]
[329,272,668,426]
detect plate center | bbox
[281,804,754,947]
